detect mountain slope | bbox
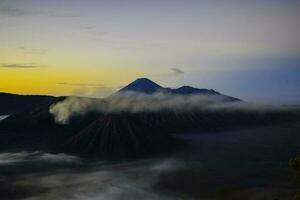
[66,113,185,158]
[171,86,240,101]
[119,78,163,94]
[1,100,297,158]
[3,79,298,159]
[117,78,240,102]
[171,86,220,95]
[0,93,56,115]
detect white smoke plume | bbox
[49,91,282,124]
[0,115,9,121]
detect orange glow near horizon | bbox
[0,63,153,97]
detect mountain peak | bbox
[117,77,240,102]
[119,78,162,94]
[135,77,153,82]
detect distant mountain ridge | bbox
[118,78,240,101]
[0,92,55,115]
[170,86,220,95]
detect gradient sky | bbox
[0,0,299,104]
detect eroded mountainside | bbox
[0,79,299,159]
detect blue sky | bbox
[0,0,299,104]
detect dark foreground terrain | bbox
[0,81,298,159]
[0,121,299,200]
[0,95,298,159]
[0,84,299,199]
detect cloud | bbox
[0,5,29,16]
[0,64,40,68]
[18,46,48,55]
[49,91,259,124]
[57,83,116,98]
[0,151,80,165]
[0,4,76,17]
[79,26,109,42]
[49,90,288,124]
[57,82,104,87]
[0,115,9,121]
[84,26,107,36]
[170,68,184,75]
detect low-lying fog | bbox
[1,122,299,200]
[49,93,281,124]
[0,115,9,121]
[0,152,185,200]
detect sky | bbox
[0,0,299,104]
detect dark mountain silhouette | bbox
[170,86,240,101]
[0,92,55,115]
[117,78,240,102]
[0,78,298,159]
[171,86,220,95]
[1,101,297,158]
[119,78,163,94]
[66,113,184,158]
